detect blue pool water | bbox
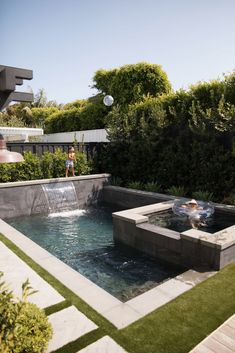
[8,206,183,301]
[149,210,235,233]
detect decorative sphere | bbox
[103,95,114,106]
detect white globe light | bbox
[103,95,114,106]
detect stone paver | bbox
[190,314,235,353]
[76,335,129,353]
[47,305,98,352]
[102,302,142,329]
[0,241,64,308]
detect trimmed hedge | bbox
[94,73,235,202]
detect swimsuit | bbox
[65,160,74,168]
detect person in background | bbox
[65,147,76,177]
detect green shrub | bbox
[19,151,42,180]
[51,148,68,178]
[167,186,187,197]
[97,71,235,203]
[192,190,214,202]
[0,272,53,353]
[222,194,235,206]
[0,150,91,182]
[6,152,43,182]
[40,151,54,179]
[126,181,143,190]
[31,107,60,128]
[45,108,80,134]
[110,176,123,186]
[44,97,107,134]
[0,163,12,182]
[143,182,162,193]
[93,62,172,107]
[75,151,92,175]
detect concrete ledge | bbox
[112,199,235,270]
[0,174,111,188]
[181,226,235,250]
[113,201,173,224]
[0,174,110,219]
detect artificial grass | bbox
[1,232,235,353]
[120,262,235,353]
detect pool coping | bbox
[113,201,235,249]
[0,217,216,329]
[113,201,235,270]
[0,173,111,188]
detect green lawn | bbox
[1,233,235,353]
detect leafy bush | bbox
[192,190,214,202]
[167,186,187,197]
[44,96,108,134]
[75,150,92,176]
[126,181,143,190]
[143,182,162,193]
[0,163,12,182]
[14,152,43,181]
[222,194,235,206]
[40,151,54,179]
[31,107,60,128]
[0,150,91,182]
[0,272,53,353]
[98,72,235,203]
[50,148,68,178]
[93,62,172,107]
[110,176,123,186]
[45,108,81,133]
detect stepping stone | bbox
[76,335,129,353]
[47,306,98,352]
[0,241,64,308]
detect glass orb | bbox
[103,95,114,106]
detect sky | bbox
[1,0,235,104]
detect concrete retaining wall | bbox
[102,185,175,209]
[0,174,110,219]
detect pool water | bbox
[8,206,184,302]
[149,210,235,234]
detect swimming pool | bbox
[8,206,184,302]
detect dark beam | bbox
[0,65,34,110]
[10,91,34,102]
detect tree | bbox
[93,62,172,107]
[33,88,48,108]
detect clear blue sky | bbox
[1,0,235,104]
